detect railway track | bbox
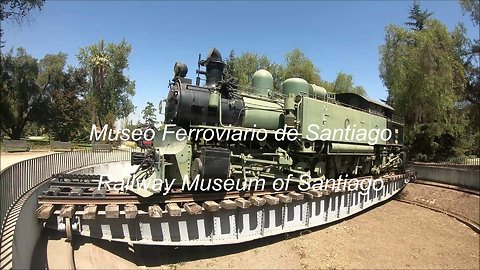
[30,170,418,259]
[396,179,480,233]
[37,171,414,221]
[408,179,480,196]
[34,172,479,267]
[396,198,480,233]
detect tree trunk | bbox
[11,128,22,140]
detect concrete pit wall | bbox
[409,164,480,190]
[1,159,134,269]
[69,161,138,181]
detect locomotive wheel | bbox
[191,158,203,179]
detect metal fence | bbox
[0,150,132,236]
[410,157,480,170]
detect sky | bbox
[3,0,479,122]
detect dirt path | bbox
[0,151,54,170]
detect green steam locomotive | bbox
[129,48,406,197]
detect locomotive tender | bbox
[129,48,406,197]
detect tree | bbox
[224,50,280,90]
[331,72,367,96]
[0,0,44,46]
[457,0,480,155]
[459,0,480,26]
[380,8,467,159]
[48,67,90,141]
[224,50,238,84]
[225,48,369,96]
[77,39,136,128]
[319,79,335,93]
[280,49,368,96]
[280,48,322,85]
[0,47,61,139]
[406,0,433,31]
[141,101,157,126]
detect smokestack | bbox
[201,48,225,87]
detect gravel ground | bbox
[400,182,480,225]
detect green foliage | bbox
[459,0,480,25]
[0,0,43,21]
[225,49,369,98]
[330,72,367,96]
[280,48,322,85]
[141,101,158,126]
[380,21,465,127]
[224,50,281,91]
[379,3,469,159]
[33,52,69,129]
[405,0,433,31]
[0,44,134,141]
[1,48,48,139]
[456,0,480,155]
[49,67,90,141]
[0,0,44,46]
[37,52,67,89]
[77,39,136,127]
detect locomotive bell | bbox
[174,62,188,78]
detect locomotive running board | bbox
[41,176,411,245]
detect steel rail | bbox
[410,179,480,196]
[396,198,480,234]
[37,172,413,206]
